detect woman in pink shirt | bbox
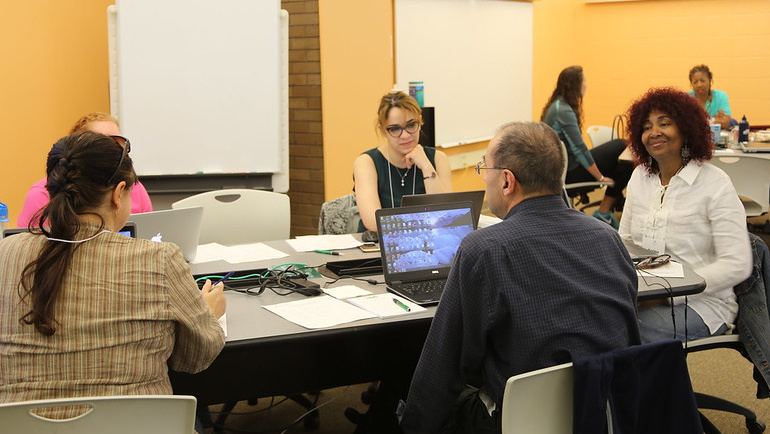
[17,113,153,228]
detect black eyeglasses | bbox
[634,254,671,270]
[106,135,131,186]
[385,120,421,138]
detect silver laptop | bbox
[375,201,475,305]
[739,142,770,153]
[622,238,657,260]
[128,207,203,262]
[400,190,485,229]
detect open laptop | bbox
[375,201,475,305]
[622,238,657,260]
[128,207,203,262]
[400,190,485,229]
[739,142,770,153]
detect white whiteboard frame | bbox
[107,1,289,192]
[395,0,533,148]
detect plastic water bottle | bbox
[739,115,750,143]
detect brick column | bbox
[282,0,324,236]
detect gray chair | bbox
[1,395,196,434]
[709,154,770,217]
[172,188,290,245]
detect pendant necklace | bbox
[393,165,412,187]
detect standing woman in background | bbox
[541,66,632,228]
[354,90,452,232]
[0,131,225,414]
[688,64,733,130]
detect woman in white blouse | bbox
[620,87,751,343]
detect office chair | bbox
[686,233,770,434]
[172,188,290,245]
[0,395,197,434]
[709,154,770,217]
[560,140,612,211]
[501,340,702,434]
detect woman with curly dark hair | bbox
[541,66,632,228]
[620,87,750,343]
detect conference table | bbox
[169,236,705,406]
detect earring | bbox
[681,146,690,159]
[115,208,120,217]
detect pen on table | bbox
[393,298,411,312]
[212,271,235,288]
[315,249,343,256]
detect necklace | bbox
[393,165,412,187]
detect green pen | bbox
[393,298,411,312]
[315,249,343,256]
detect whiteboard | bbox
[395,0,533,147]
[111,0,283,177]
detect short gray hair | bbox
[491,122,564,196]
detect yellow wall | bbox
[1,1,115,226]
[4,0,770,223]
[318,0,394,202]
[533,0,770,135]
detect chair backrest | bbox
[501,362,574,434]
[0,395,196,434]
[709,155,770,217]
[586,126,613,148]
[172,188,290,245]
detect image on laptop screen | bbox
[379,205,474,275]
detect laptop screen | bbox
[376,202,475,277]
[400,190,485,229]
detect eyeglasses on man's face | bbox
[106,135,131,187]
[474,156,509,176]
[385,120,421,138]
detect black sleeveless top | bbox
[361,146,437,209]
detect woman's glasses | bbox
[634,254,671,270]
[385,120,420,138]
[106,135,131,187]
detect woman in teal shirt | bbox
[688,64,733,129]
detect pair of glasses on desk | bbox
[634,254,671,270]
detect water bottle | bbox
[739,115,750,143]
[408,81,424,107]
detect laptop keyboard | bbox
[399,279,446,295]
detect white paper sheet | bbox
[218,313,228,337]
[286,234,363,252]
[347,294,426,319]
[192,242,289,264]
[323,285,373,299]
[262,295,375,329]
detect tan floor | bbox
[202,349,769,433]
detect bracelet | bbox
[599,176,605,182]
[423,172,437,180]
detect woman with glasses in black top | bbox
[353,90,452,232]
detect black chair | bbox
[686,233,770,434]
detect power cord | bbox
[323,274,384,287]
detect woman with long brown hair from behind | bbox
[0,131,225,421]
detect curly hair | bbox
[540,66,584,130]
[626,87,713,173]
[69,112,119,135]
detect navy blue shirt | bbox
[400,195,640,433]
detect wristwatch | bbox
[423,171,437,180]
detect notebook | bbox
[375,201,475,305]
[400,190,485,229]
[128,207,203,262]
[739,142,770,153]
